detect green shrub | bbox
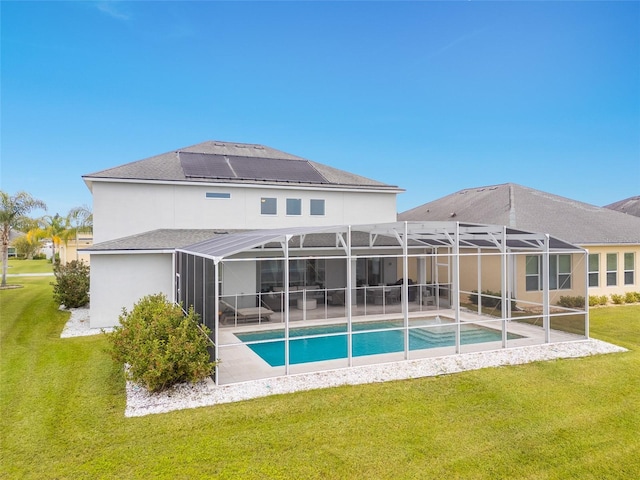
[624,291,640,303]
[598,295,608,306]
[589,295,600,307]
[557,296,585,308]
[51,260,90,308]
[468,290,516,311]
[610,294,625,305]
[108,293,215,393]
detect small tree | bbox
[11,233,43,259]
[0,191,47,286]
[108,294,215,392]
[52,260,90,308]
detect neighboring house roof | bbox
[604,196,640,218]
[398,183,640,245]
[83,140,402,192]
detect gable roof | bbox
[604,196,640,217]
[83,140,401,192]
[398,183,640,245]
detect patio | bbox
[175,221,589,385]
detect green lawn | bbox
[1,277,639,479]
[2,258,53,275]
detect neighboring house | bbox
[58,235,93,265]
[83,140,403,328]
[399,183,640,300]
[605,196,640,218]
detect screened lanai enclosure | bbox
[175,222,588,385]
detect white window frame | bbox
[606,253,618,286]
[286,198,302,216]
[261,197,277,215]
[525,254,571,291]
[588,253,599,288]
[206,192,231,199]
[624,252,635,285]
[310,199,325,216]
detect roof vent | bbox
[450,212,457,218]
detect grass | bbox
[2,258,53,275]
[1,277,639,479]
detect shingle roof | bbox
[398,183,640,245]
[86,229,238,251]
[604,196,640,218]
[83,140,400,191]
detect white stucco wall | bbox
[92,181,398,242]
[89,253,174,328]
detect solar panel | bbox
[180,152,234,179]
[230,156,328,183]
[180,152,328,184]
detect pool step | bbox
[410,326,503,344]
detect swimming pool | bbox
[236,319,524,367]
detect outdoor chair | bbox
[219,300,274,325]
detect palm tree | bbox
[36,214,72,264]
[0,191,47,286]
[67,205,93,261]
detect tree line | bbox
[0,190,92,287]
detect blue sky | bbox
[2,1,639,217]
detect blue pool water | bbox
[236,320,524,367]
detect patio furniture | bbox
[219,300,273,325]
[261,292,284,311]
[327,290,345,305]
[296,298,317,310]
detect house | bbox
[83,140,403,328]
[399,183,640,300]
[59,234,93,265]
[84,150,588,385]
[605,196,640,218]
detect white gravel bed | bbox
[124,339,627,417]
[60,306,112,337]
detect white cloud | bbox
[95,1,132,21]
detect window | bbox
[525,255,540,291]
[261,197,277,215]
[553,254,572,290]
[259,259,325,291]
[588,254,599,287]
[206,192,231,199]
[624,252,635,285]
[310,199,325,216]
[525,254,571,291]
[286,198,302,216]
[606,253,617,286]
